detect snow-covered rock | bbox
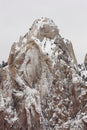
[0,17,87,130]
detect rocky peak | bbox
[29,17,59,40]
[0,18,87,130]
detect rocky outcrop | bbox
[0,17,87,130]
[66,41,77,66]
[84,53,87,66]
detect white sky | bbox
[0,0,87,63]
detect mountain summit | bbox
[0,17,87,130]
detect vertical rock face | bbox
[0,17,87,130]
[66,42,77,66]
[84,53,87,65]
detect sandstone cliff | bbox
[0,17,87,130]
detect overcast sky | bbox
[0,0,87,63]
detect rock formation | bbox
[84,54,87,64]
[0,17,87,130]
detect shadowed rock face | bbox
[0,17,87,130]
